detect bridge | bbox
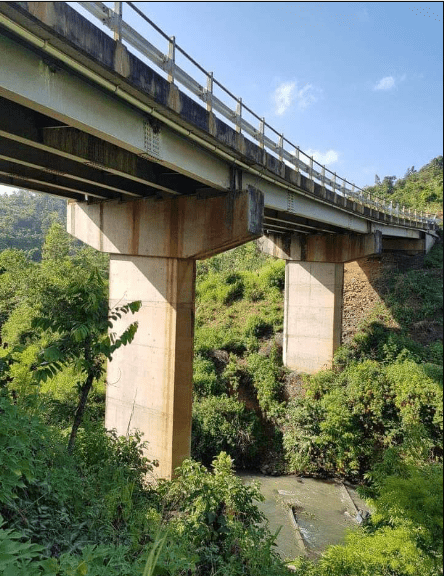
[0,1,439,478]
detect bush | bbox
[193,355,222,397]
[158,453,287,576]
[246,352,284,419]
[283,359,443,478]
[192,396,262,468]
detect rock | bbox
[209,349,230,373]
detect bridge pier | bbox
[259,231,382,373]
[107,255,195,479]
[68,188,264,478]
[284,261,344,373]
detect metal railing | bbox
[74,1,440,228]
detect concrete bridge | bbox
[0,2,439,478]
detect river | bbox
[240,473,371,563]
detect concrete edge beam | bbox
[258,231,382,263]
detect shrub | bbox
[284,359,443,478]
[193,354,222,397]
[246,352,284,419]
[192,395,262,468]
[158,453,287,576]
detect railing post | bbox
[236,97,242,133]
[258,117,265,149]
[113,2,122,42]
[294,147,300,172]
[322,166,326,189]
[277,134,284,163]
[332,172,337,194]
[168,36,176,84]
[206,72,213,113]
[309,156,314,180]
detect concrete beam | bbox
[68,187,264,260]
[382,237,426,255]
[258,232,382,263]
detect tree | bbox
[32,268,141,452]
[382,175,396,194]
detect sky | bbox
[1,1,442,194]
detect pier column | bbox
[259,231,382,373]
[68,187,263,478]
[284,261,343,373]
[107,255,195,479]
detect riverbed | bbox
[240,474,371,562]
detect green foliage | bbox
[0,189,66,259]
[192,396,263,468]
[0,392,48,507]
[158,453,287,576]
[193,354,222,397]
[385,267,443,328]
[283,359,443,479]
[0,520,58,576]
[364,156,443,214]
[246,351,284,419]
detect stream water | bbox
[239,474,371,562]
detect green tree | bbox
[32,269,141,452]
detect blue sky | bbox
[1,2,442,194]
[127,1,443,188]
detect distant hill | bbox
[0,189,66,259]
[364,156,443,217]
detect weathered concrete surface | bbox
[259,232,382,263]
[0,2,438,236]
[106,255,195,479]
[67,188,263,479]
[382,236,426,255]
[68,188,263,260]
[284,262,344,373]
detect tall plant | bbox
[32,268,140,452]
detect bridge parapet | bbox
[70,1,439,231]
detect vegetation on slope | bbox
[364,156,443,216]
[0,189,66,258]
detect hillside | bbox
[364,155,443,216]
[0,189,66,258]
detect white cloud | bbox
[273,81,296,116]
[272,81,320,116]
[306,149,339,166]
[374,76,396,91]
[296,83,318,110]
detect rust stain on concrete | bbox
[99,203,104,252]
[130,201,140,255]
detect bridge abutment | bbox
[67,188,264,478]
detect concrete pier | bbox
[68,188,263,478]
[284,262,344,373]
[107,255,195,479]
[260,231,382,373]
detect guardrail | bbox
[75,1,440,228]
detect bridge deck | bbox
[0,1,438,239]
